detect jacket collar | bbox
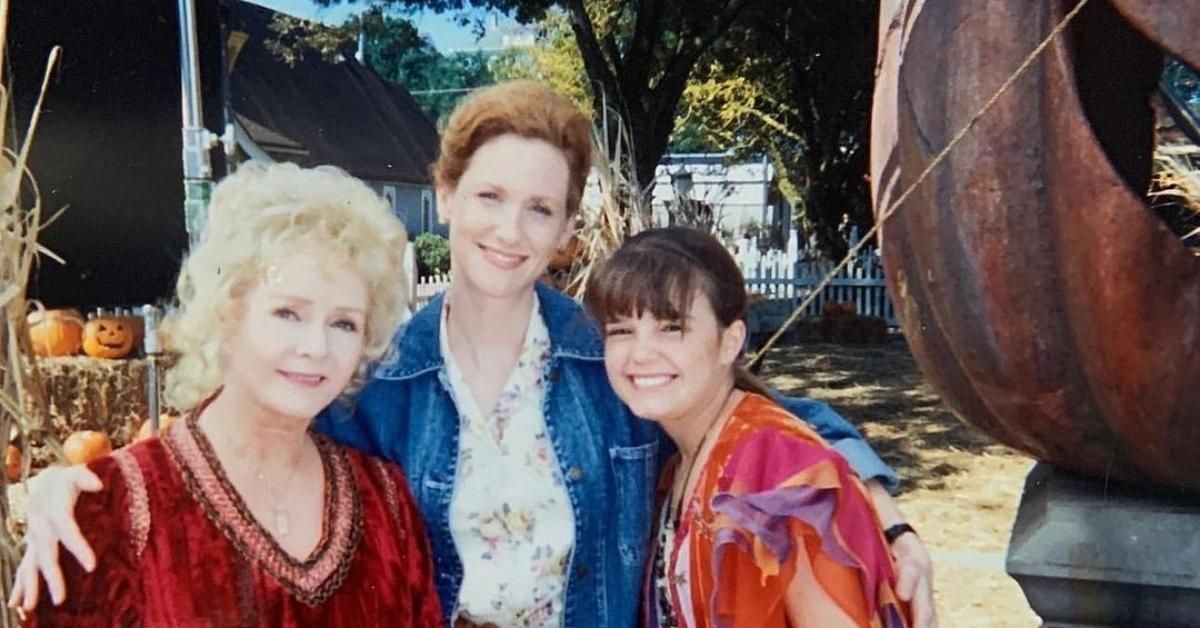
[378,281,604,380]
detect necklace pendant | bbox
[274,510,290,536]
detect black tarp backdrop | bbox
[9,0,227,308]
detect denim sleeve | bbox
[312,388,386,459]
[772,393,901,494]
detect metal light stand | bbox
[177,0,233,247]
[142,305,161,433]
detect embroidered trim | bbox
[368,458,405,540]
[164,417,362,607]
[111,448,151,559]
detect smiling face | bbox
[438,134,573,300]
[219,252,368,423]
[83,317,134,358]
[602,291,746,427]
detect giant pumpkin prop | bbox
[83,317,134,359]
[872,0,1200,490]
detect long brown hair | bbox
[583,226,771,396]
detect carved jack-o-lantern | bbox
[27,309,85,357]
[83,317,134,359]
[872,0,1200,489]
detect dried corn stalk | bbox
[559,97,650,298]
[0,0,64,620]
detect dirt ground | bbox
[758,337,1042,627]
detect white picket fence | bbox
[412,273,452,310]
[737,247,897,326]
[408,247,897,327]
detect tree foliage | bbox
[676,1,879,257]
[302,0,878,256]
[315,0,764,196]
[413,232,452,275]
[267,11,493,123]
[488,10,591,112]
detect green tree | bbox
[361,15,494,123]
[413,232,451,275]
[675,1,879,257]
[488,10,590,112]
[267,12,493,123]
[295,0,878,254]
[314,0,766,197]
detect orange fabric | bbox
[668,393,910,628]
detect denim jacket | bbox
[774,395,900,494]
[314,283,665,626]
[314,282,897,626]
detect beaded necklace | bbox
[652,390,738,626]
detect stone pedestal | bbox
[1006,463,1200,627]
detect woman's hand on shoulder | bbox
[890,530,937,628]
[864,479,937,628]
[7,465,103,611]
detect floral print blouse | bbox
[441,294,575,627]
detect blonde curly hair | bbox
[163,162,409,411]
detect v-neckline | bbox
[164,416,363,606]
[441,291,549,422]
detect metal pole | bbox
[142,305,161,433]
[178,0,212,247]
[142,306,161,429]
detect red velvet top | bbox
[29,418,443,627]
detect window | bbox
[382,185,398,214]
[421,189,434,233]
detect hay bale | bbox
[31,356,172,458]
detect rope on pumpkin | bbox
[747,0,1096,370]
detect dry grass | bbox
[1150,143,1200,249]
[758,337,1041,627]
[557,96,651,299]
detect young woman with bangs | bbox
[585,227,912,628]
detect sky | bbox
[248,0,516,51]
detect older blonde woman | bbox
[23,163,442,627]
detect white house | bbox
[649,153,793,243]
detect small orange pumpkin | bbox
[136,413,177,441]
[83,317,134,359]
[63,430,112,465]
[6,445,21,482]
[27,309,85,357]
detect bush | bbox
[413,233,450,276]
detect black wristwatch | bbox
[884,523,917,545]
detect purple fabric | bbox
[712,484,860,569]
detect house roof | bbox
[227,1,440,185]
